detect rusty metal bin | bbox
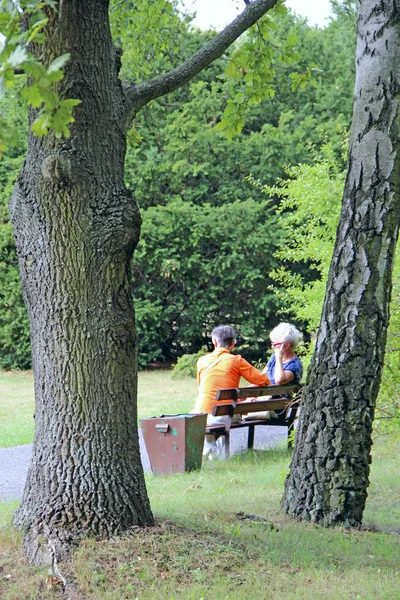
[140,413,207,475]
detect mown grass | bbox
[0,370,35,447]
[0,436,399,599]
[1,369,399,598]
[0,369,197,448]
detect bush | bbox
[171,350,207,379]
[134,198,282,367]
[0,150,31,369]
[0,225,31,369]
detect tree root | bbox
[23,525,80,567]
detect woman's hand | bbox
[274,343,285,359]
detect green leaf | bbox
[286,30,299,47]
[26,18,48,43]
[21,60,46,77]
[21,84,43,108]
[31,113,52,136]
[7,46,28,68]
[46,69,64,83]
[47,53,70,74]
[58,98,81,109]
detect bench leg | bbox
[247,424,255,449]
[224,431,230,459]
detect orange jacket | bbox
[193,347,270,414]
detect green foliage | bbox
[0,97,31,368]
[290,66,319,91]
[267,133,400,431]
[133,198,282,367]
[0,221,31,369]
[111,0,193,82]
[127,77,298,209]
[263,136,347,329]
[375,248,400,432]
[21,53,81,138]
[217,3,345,139]
[0,0,79,150]
[0,2,359,371]
[171,350,206,379]
[259,137,325,315]
[125,5,356,213]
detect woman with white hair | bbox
[264,322,303,385]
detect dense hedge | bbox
[133,198,282,368]
[0,148,30,369]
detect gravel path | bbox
[0,426,286,501]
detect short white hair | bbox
[270,322,301,348]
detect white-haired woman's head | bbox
[269,322,301,349]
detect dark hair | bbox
[211,325,236,348]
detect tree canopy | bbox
[0,1,357,369]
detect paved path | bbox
[0,427,286,502]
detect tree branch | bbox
[123,0,279,125]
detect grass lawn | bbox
[0,370,35,447]
[1,369,399,598]
[0,435,399,599]
[0,369,198,448]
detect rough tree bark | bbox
[10,0,279,563]
[283,0,400,526]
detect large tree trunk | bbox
[283,0,400,526]
[11,1,153,563]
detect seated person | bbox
[254,323,303,419]
[192,325,270,459]
[264,322,303,386]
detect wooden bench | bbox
[205,384,302,459]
